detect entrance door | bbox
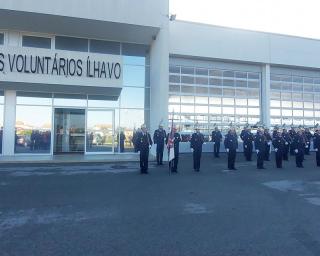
[54,108,85,154]
[86,110,114,153]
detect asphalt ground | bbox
[1,152,320,256]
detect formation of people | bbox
[134,121,320,174]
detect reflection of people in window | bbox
[89,132,94,148]
[120,131,126,153]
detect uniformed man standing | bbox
[211,127,222,158]
[282,128,291,161]
[289,127,296,155]
[254,128,266,169]
[272,130,285,168]
[240,126,254,161]
[153,122,166,165]
[136,124,153,174]
[304,128,313,155]
[224,127,238,170]
[166,125,182,173]
[190,127,204,172]
[264,128,272,161]
[293,129,305,168]
[313,129,320,167]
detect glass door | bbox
[86,110,114,153]
[54,108,85,154]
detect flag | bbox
[167,114,175,162]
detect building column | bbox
[261,64,271,128]
[149,12,169,133]
[3,90,16,155]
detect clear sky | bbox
[170,0,320,39]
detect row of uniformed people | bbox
[135,123,320,174]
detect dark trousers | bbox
[296,151,304,167]
[228,149,236,169]
[257,151,264,168]
[305,143,311,155]
[170,154,179,172]
[283,144,289,160]
[316,150,320,166]
[156,144,164,164]
[265,145,271,160]
[244,144,253,161]
[140,148,149,173]
[214,142,220,157]
[193,149,202,171]
[275,151,283,168]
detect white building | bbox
[0,0,319,157]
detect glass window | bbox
[120,109,145,152]
[181,96,194,104]
[169,95,180,103]
[123,65,147,87]
[304,111,313,117]
[236,99,247,106]
[281,101,292,108]
[209,97,221,105]
[271,92,281,99]
[181,67,194,75]
[15,106,52,154]
[248,81,260,88]
[169,65,180,74]
[195,77,208,85]
[120,87,145,108]
[169,75,180,83]
[281,92,292,100]
[181,85,194,94]
[223,88,235,97]
[196,68,208,76]
[223,79,234,87]
[235,72,247,79]
[293,110,303,117]
[271,100,281,107]
[248,108,260,115]
[89,40,120,55]
[16,92,52,105]
[181,76,194,84]
[195,86,208,95]
[236,80,247,87]
[248,99,259,107]
[223,98,235,105]
[236,89,247,98]
[88,95,119,108]
[292,83,303,92]
[223,107,235,115]
[247,89,259,98]
[122,43,149,58]
[0,33,3,45]
[293,102,303,108]
[169,104,180,113]
[281,82,292,91]
[304,93,314,102]
[271,109,281,116]
[209,78,222,86]
[22,35,51,49]
[282,109,292,117]
[236,108,248,115]
[181,105,194,113]
[195,106,208,114]
[169,84,180,93]
[248,73,260,80]
[54,94,87,107]
[195,96,208,104]
[223,71,234,78]
[209,106,221,114]
[55,36,88,52]
[0,105,3,154]
[304,102,313,109]
[271,82,281,90]
[209,87,222,95]
[209,69,223,77]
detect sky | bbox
[170,0,320,39]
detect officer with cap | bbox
[282,128,291,161]
[153,120,167,165]
[254,127,266,169]
[190,124,204,172]
[136,124,153,174]
[272,130,285,168]
[211,126,222,158]
[313,128,320,167]
[240,125,254,161]
[264,128,272,161]
[293,129,305,168]
[224,127,238,170]
[289,126,297,155]
[304,127,313,155]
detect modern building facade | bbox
[0,0,319,157]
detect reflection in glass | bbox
[86,110,114,153]
[123,65,147,87]
[15,106,52,154]
[120,87,145,108]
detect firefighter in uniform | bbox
[190,127,204,172]
[136,124,153,174]
[240,126,254,161]
[282,128,291,161]
[211,127,222,158]
[289,127,296,155]
[224,127,238,170]
[166,125,181,173]
[313,129,320,167]
[272,130,285,168]
[293,129,305,168]
[304,128,313,155]
[254,128,266,169]
[264,128,272,161]
[153,122,166,165]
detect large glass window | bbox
[89,40,120,55]
[55,36,88,52]
[22,35,51,49]
[0,33,4,45]
[0,101,3,154]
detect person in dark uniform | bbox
[313,129,320,167]
[304,128,313,155]
[119,130,126,153]
[153,122,166,165]
[289,127,296,155]
[254,128,266,169]
[190,127,204,172]
[264,128,272,161]
[136,124,153,174]
[282,128,291,161]
[166,125,182,173]
[240,126,254,161]
[211,127,222,158]
[272,130,285,168]
[293,129,305,168]
[224,127,238,170]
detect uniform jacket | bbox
[240,130,254,146]
[166,132,181,154]
[153,129,166,145]
[190,132,204,151]
[224,132,238,150]
[136,132,153,151]
[292,134,305,152]
[211,131,222,143]
[254,133,266,151]
[314,133,320,149]
[272,135,285,152]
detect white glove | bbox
[256,149,259,153]
[316,148,318,152]
[275,148,278,152]
[244,145,247,148]
[285,142,288,145]
[307,142,310,144]
[149,145,152,150]
[305,145,308,148]
[226,148,229,152]
[191,148,194,152]
[268,142,271,146]
[213,142,215,145]
[203,143,207,145]
[295,149,298,153]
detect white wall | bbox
[170,21,320,70]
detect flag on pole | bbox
[167,113,175,162]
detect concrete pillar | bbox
[3,90,16,155]
[261,64,271,128]
[149,4,169,134]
